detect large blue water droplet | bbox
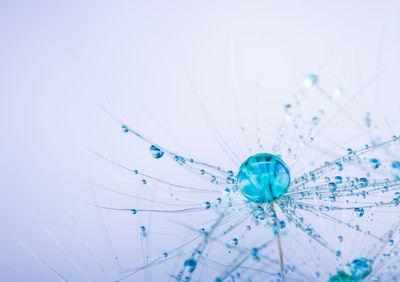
[237,153,290,203]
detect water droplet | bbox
[349,258,372,280]
[336,250,341,257]
[237,153,290,203]
[364,113,371,128]
[223,188,231,195]
[121,125,129,133]
[328,271,354,282]
[203,201,211,209]
[140,226,146,232]
[335,176,343,184]
[354,208,364,217]
[232,238,238,246]
[359,178,368,187]
[393,192,400,206]
[130,209,137,215]
[149,145,164,159]
[333,88,343,99]
[329,182,337,193]
[370,158,380,169]
[163,252,168,258]
[336,162,343,171]
[183,258,196,272]
[252,206,266,220]
[391,161,400,179]
[226,177,235,184]
[304,74,318,88]
[312,117,319,125]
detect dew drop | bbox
[329,182,337,193]
[183,258,196,272]
[304,74,318,88]
[232,238,238,246]
[328,271,354,282]
[312,116,319,125]
[349,258,372,280]
[354,208,364,217]
[370,158,380,169]
[237,153,290,203]
[149,145,164,159]
[203,201,211,209]
[391,161,400,179]
[121,125,129,133]
[333,88,343,99]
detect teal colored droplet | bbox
[237,153,290,203]
[149,145,164,159]
[329,271,354,282]
[354,208,364,217]
[312,116,319,125]
[349,258,372,280]
[370,158,380,169]
[232,238,238,246]
[329,182,337,192]
[203,201,211,209]
[184,258,196,272]
[304,74,318,88]
[121,125,129,133]
[391,161,400,179]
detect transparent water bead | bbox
[304,73,318,88]
[183,258,196,272]
[349,258,372,280]
[370,158,380,169]
[149,145,164,159]
[237,153,290,203]
[391,161,400,179]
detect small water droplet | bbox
[121,125,129,133]
[149,145,164,159]
[203,201,211,209]
[329,182,337,193]
[354,208,364,217]
[184,258,196,272]
[304,74,318,88]
[232,238,238,246]
[312,116,319,125]
[370,158,380,169]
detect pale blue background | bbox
[1,1,400,281]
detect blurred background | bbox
[1,0,400,281]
